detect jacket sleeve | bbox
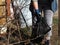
[51,0,57,13]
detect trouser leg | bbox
[44,10,54,40]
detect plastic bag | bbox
[31,15,51,38]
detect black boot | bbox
[45,40,50,45]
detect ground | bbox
[0,11,58,45]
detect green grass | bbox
[53,17,58,24]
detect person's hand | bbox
[35,9,41,15]
[35,9,42,22]
[35,9,42,18]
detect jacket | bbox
[32,0,57,13]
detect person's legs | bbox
[44,10,54,45]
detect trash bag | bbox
[31,14,51,38]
